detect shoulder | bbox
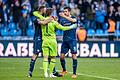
[33,11,39,15]
[59,17,65,21]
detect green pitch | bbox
[0,58,120,80]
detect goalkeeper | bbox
[33,8,77,77]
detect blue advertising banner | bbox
[0,40,120,58]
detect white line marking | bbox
[40,67,118,80]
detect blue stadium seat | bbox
[96,29,104,36]
[1,28,9,36]
[8,23,16,30]
[10,29,17,36]
[28,25,33,29]
[103,23,108,30]
[0,24,5,30]
[27,29,34,37]
[104,30,108,35]
[115,30,120,36]
[87,29,95,36]
[17,29,22,36]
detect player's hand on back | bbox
[37,17,53,24]
[37,19,41,24]
[47,16,54,22]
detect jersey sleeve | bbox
[33,11,45,20]
[54,21,77,31]
[32,16,39,24]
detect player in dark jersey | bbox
[28,5,46,78]
[59,7,78,78]
[28,6,62,77]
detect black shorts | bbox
[33,38,42,55]
[61,40,77,54]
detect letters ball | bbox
[77,28,86,42]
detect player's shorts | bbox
[61,40,77,54]
[42,38,57,57]
[33,38,42,55]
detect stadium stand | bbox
[96,29,104,36]
[1,27,9,36]
[10,29,17,36]
[27,28,34,37]
[8,23,16,30]
[17,29,22,36]
[0,0,120,40]
[87,29,95,36]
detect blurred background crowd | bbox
[0,0,120,38]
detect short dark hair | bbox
[64,7,71,11]
[38,5,45,10]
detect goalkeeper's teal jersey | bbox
[33,11,75,40]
